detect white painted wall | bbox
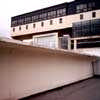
[0,41,94,100]
[11,9,100,37]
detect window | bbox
[80,14,83,20]
[59,18,63,23]
[12,20,17,27]
[24,18,28,24]
[34,15,39,21]
[26,17,32,23]
[47,10,57,19]
[57,8,66,17]
[57,9,62,17]
[83,4,87,12]
[13,28,15,32]
[76,4,87,13]
[88,2,95,10]
[62,8,66,15]
[52,11,57,17]
[41,22,44,27]
[32,16,34,22]
[33,35,56,48]
[19,26,21,30]
[50,20,53,25]
[42,13,47,19]
[26,25,28,30]
[50,11,55,18]
[48,12,51,19]
[33,24,36,28]
[73,19,100,37]
[92,12,96,18]
[39,14,42,20]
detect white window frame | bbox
[32,33,59,48]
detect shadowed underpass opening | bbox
[20,76,100,100]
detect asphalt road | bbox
[20,77,100,100]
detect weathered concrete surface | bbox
[0,38,96,100]
[75,48,100,57]
[20,77,100,100]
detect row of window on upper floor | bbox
[12,11,97,32]
[11,8,66,27]
[76,2,95,13]
[12,2,97,27]
[12,18,63,32]
[80,12,96,20]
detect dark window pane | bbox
[59,18,63,23]
[13,28,15,32]
[33,24,36,28]
[92,12,96,18]
[19,26,21,30]
[72,19,100,38]
[80,14,83,20]
[50,20,53,25]
[26,25,28,30]
[41,22,44,27]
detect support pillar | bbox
[74,39,77,50]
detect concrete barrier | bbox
[0,38,95,100]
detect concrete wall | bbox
[93,59,100,75]
[0,42,93,100]
[76,48,100,57]
[11,9,100,37]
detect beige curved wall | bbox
[0,41,93,100]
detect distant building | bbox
[11,0,100,50]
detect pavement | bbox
[20,76,100,100]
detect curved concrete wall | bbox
[0,41,93,100]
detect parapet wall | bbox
[0,38,94,100]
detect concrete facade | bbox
[11,10,100,37]
[0,38,95,100]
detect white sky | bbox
[0,0,73,37]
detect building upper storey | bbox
[11,0,100,27]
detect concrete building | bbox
[11,0,100,50]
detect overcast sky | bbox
[0,0,73,38]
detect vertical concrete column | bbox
[32,36,34,46]
[32,36,38,46]
[32,36,36,46]
[74,39,77,50]
[67,36,71,50]
[55,33,59,48]
[58,37,61,49]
